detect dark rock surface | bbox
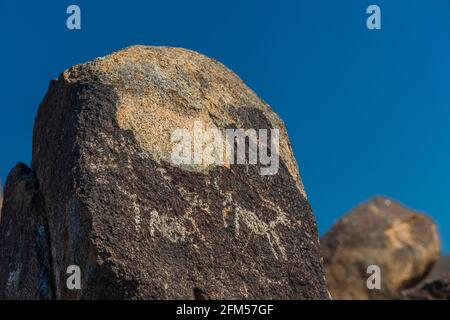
[0,163,54,299]
[321,196,439,300]
[0,46,328,299]
[0,179,3,212]
[402,277,450,300]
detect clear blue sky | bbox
[1,1,449,252]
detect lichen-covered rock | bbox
[402,277,450,300]
[1,46,328,299]
[321,196,439,300]
[0,163,54,299]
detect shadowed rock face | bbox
[321,196,439,300]
[0,163,54,299]
[402,277,450,300]
[407,256,450,299]
[0,181,3,213]
[0,46,328,299]
[424,256,450,281]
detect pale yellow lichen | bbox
[64,45,306,196]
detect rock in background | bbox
[401,255,450,300]
[424,255,450,281]
[0,46,328,299]
[321,196,439,300]
[401,277,450,300]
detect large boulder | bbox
[321,196,439,300]
[0,46,328,299]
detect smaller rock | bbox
[0,179,3,214]
[0,163,54,299]
[321,196,440,300]
[402,277,450,300]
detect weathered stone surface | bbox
[402,277,450,300]
[321,196,439,300]
[0,163,54,299]
[1,46,328,299]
